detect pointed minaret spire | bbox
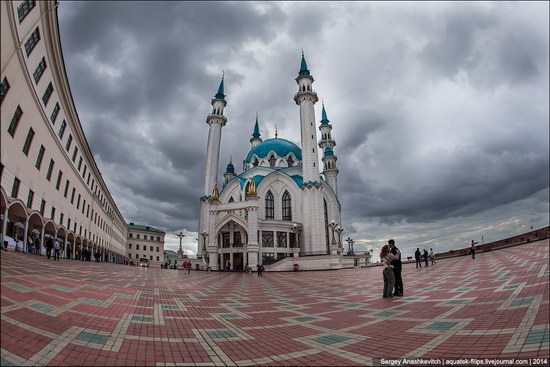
[299,50,310,76]
[215,72,225,99]
[275,124,278,138]
[321,101,330,125]
[250,112,263,148]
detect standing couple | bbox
[380,239,403,298]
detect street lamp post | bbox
[335,226,344,254]
[176,232,185,257]
[291,223,301,258]
[345,237,355,255]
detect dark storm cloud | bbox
[58,2,549,252]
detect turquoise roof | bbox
[245,138,302,163]
[239,175,265,189]
[238,173,303,190]
[323,146,334,157]
[299,52,310,76]
[321,104,330,125]
[215,76,225,99]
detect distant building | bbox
[1,0,128,263]
[127,223,165,266]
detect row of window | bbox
[128,233,162,241]
[3,59,121,240]
[265,190,292,220]
[129,254,161,261]
[128,244,160,252]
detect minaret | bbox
[203,75,227,196]
[250,113,262,148]
[319,103,338,195]
[318,103,335,149]
[294,51,320,182]
[294,52,325,256]
[322,146,339,195]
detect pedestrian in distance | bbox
[415,248,422,268]
[183,260,188,273]
[187,261,191,275]
[54,239,61,261]
[429,248,436,265]
[34,237,41,255]
[46,237,53,259]
[423,249,429,267]
[388,239,403,297]
[470,240,478,259]
[256,263,263,277]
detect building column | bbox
[40,227,45,255]
[229,251,234,270]
[64,237,68,259]
[23,220,29,253]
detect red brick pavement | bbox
[1,239,548,366]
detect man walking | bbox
[388,239,403,297]
[53,239,61,261]
[46,237,53,259]
[423,249,429,267]
[415,248,422,268]
[470,240,478,259]
[429,248,436,265]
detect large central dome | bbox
[245,138,302,163]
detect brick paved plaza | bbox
[1,240,549,366]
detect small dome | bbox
[225,161,235,173]
[245,138,302,163]
[323,146,334,157]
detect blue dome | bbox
[245,138,302,163]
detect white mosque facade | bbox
[197,55,345,271]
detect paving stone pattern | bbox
[1,240,549,366]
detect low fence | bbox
[435,226,549,260]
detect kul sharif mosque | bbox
[197,53,345,271]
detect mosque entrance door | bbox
[222,253,230,271]
[233,253,243,271]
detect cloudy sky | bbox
[57,1,549,258]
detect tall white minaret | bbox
[294,51,320,183]
[294,52,326,255]
[203,75,227,196]
[319,103,338,196]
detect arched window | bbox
[265,191,274,220]
[287,156,294,167]
[269,155,276,167]
[228,197,234,203]
[282,191,292,221]
[253,157,258,167]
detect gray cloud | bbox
[58,2,549,252]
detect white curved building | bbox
[1,0,129,262]
[198,54,344,271]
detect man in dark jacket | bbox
[415,248,422,268]
[423,249,429,267]
[388,239,403,297]
[46,237,53,259]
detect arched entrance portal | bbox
[44,221,56,257]
[28,212,44,255]
[6,201,27,251]
[216,219,248,271]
